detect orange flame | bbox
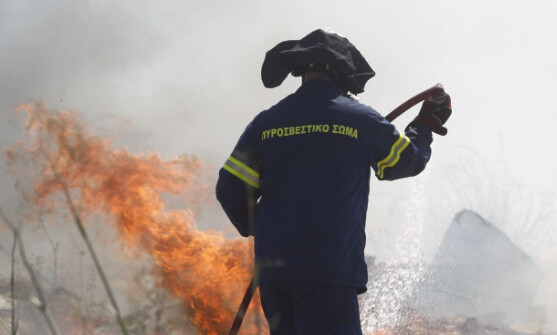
[5,102,267,334]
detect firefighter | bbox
[216,29,451,335]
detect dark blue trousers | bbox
[259,281,363,335]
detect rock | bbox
[413,210,542,325]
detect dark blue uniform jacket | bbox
[216,80,432,293]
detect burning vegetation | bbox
[1,102,266,334]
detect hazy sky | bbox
[1,0,556,270]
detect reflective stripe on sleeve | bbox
[223,156,261,188]
[376,134,411,179]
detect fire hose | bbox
[385,83,445,122]
[228,83,446,335]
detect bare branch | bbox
[0,207,61,335]
[10,231,18,335]
[55,174,130,335]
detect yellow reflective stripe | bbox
[228,156,259,179]
[376,134,411,179]
[223,156,260,188]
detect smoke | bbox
[0,1,160,103]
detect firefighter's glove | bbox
[411,93,452,136]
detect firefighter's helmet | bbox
[261,29,375,94]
